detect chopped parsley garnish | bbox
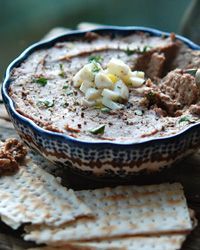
[89,124,105,135]
[59,64,65,78]
[125,47,135,56]
[35,77,48,86]
[37,100,54,108]
[62,85,69,89]
[146,91,156,103]
[142,45,152,53]
[101,107,110,113]
[178,116,191,124]
[66,90,73,96]
[92,62,101,73]
[125,45,152,56]
[89,55,103,63]
[184,69,197,77]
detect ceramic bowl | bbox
[2,26,200,179]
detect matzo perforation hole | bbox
[3,183,10,190]
[95,221,101,228]
[6,186,15,193]
[172,207,177,211]
[73,205,79,210]
[117,220,123,225]
[18,179,26,185]
[51,188,57,193]
[124,191,129,196]
[140,219,144,224]
[128,209,132,216]
[161,205,166,212]
[147,197,153,203]
[91,201,98,208]
[103,200,109,206]
[11,210,21,218]
[149,208,155,213]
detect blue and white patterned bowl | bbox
[2,26,200,179]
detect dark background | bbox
[0,0,199,79]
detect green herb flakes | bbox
[62,85,69,89]
[37,100,54,109]
[35,77,48,86]
[125,47,135,56]
[146,91,156,103]
[178,116,191,124]
[92,62,101,73]
[59,64,65,78]
[184,69,197,77]
[101,107,110,113]
[125,45,152,56]
[142,45,152,53]
[89,55,103,63]
[66,90,73,96]
[89,124,105,135]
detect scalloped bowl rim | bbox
[2,26,200,147]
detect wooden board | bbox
[0,24,200,250]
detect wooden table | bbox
[0,26,200,250]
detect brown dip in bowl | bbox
[2,27,200,178]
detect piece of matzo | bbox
[27,235,186,250]
[0,163,92,229]
[24,183,192,245]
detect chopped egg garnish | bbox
[85,88,101,101]
[107,73,118,83]
[73,58,145,110]
[73,62,102,87]
[95,72,114,89]
[80,80,94,93]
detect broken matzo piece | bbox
[27,235,186,250]
[24,183,192,245]
[0,163,92,229]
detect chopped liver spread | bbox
[9,32,200,142]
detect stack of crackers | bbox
[0,140,196,250]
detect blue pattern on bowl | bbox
[2,26,200,178]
